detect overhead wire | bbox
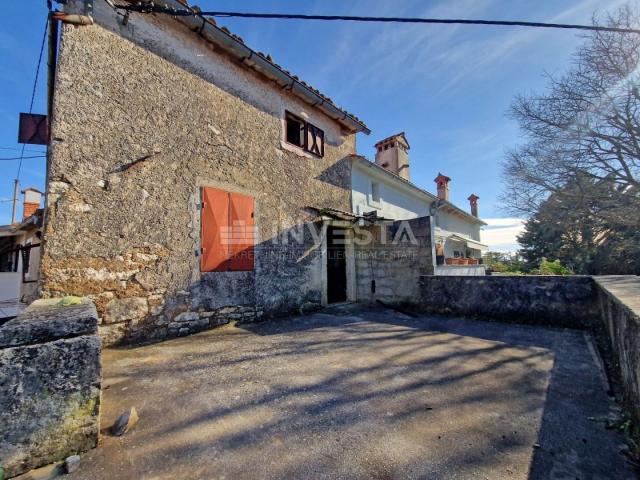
[0,155,47,162]
[110,3,640,35]
[16,16,49,179]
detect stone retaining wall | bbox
[0,299,101,478]
[418,275,596,329]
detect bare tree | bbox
[503,4,640,228]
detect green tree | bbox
[517,177,601,273]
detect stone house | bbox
[351,133,487,276]
[41,0,379,345]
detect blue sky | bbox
[0,0,627,250]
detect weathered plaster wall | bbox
[418,275,597,329]
[0,299,101,478]
[355,217,435,304]
[42,6,356,344]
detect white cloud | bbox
[481,217,525,252]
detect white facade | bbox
[351,156,487,275]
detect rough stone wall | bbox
[355,216,434,304]
[418,275,597,329]
[41,6,356,345]
[0,299,101,478]
[594,277,640,425]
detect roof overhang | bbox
[437,230,488,250]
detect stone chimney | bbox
[22,188,42,220]
[468,193,479,217]
[374,132,411,180]
[434,173,451,201]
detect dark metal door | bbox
[327,227,347,303]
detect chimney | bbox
[434,173,451,201]
[22,188,42,220]
[374,132,411,180]
[468,193,479,217]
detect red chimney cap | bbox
[434,173,451,184]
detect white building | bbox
[0,188,43,318]
[351,133,488,275]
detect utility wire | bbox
[17,16,49,179]
[115,4,640,35]
[1,155,47,162]
[0,146,46,153]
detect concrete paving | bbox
[70,307,635,479]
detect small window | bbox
[284,111,325,157]
[285,112,305,148]
[369,181,381,205]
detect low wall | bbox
[0,299,101,478]
[416,274,640,427]
[594,277,640,424]
[418,275,596,329]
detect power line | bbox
[0,155,47,162]
[0,146,46,153]
[115,4,640,35]
[16,16,49,180]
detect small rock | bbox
[174,311,199,323]
[65,455,80,474]
[111,407,139,436]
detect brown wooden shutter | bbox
[200,187,229,272]
[228,192,255,271]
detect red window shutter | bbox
[228,192,255,271]
[201,187,229,272]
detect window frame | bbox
[284,110,325,158]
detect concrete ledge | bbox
[0,298,101,478]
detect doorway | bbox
[326,226,347,303]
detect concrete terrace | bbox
[70,307,634,480]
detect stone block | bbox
[173,311,199,323]
[104,297,148,324]
[0,299,98,348]
[0,335,101,478]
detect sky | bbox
[0,0,628,251]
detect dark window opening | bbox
[285,112,305,148]
[284,111,325,157]
[22,245,30,274]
